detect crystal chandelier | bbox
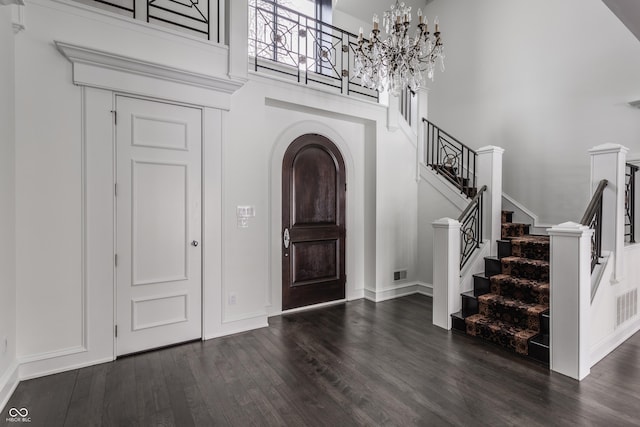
[354,1,445,96]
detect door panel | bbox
[132,161,188,285]
[282,134,346,310]
[116,96,202,356]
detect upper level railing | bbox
[458,185,487,269]
[625,163,638,244]
[423,119,478,198]
[75,0,219,42]
[581,179,608,272]
[249,0,378,101]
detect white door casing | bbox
[116,96,202,356]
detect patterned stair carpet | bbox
[465,213,549,356]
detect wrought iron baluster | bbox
[581,179,608,272]
[458,185,487,268]
[625,163,638,244]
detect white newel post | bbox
[589,144,628,281]
[432,218,461,330]
[476,146,504,256]
[549,222,593,380]
[228,0,248,81]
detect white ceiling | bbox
[333,0,432,24]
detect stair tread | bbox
[478,293,548,313]
[451,311,464,319]
[491,273,549,287]
[501,210,514,215]
[461,290,477,298]
[531,334,550,347]
[502,222,531,228]
[510,235,550,244]
[502,256,549,267]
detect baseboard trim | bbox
[18,345,87,365]
[364,282,433,302]
[502,193,553,235]
[19,356,114,382]
[0,361,19,413]
[591,316,640,368]
[204,315,268,340]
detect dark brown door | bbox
[282,134,346,310]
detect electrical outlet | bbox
[228,293,237,305]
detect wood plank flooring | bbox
[3,295,640,426]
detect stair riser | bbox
[502,211,513,224]
[490,280,549,306]
[541,313,550,335]
[511,243,550,262]
[478,302,542,333]
[529,338,550,364]
[485,258,502,277]
[497,240,512,259]
[473,275,491,295]
[465,317,537,355]
[502,223,530,239]
[462,294,479,317]
[502,261,549,281]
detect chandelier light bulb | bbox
[353,0,445,96]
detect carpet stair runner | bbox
[451,210,550,364]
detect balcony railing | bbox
[249,0,378,101]
[626,163,638,244]
[75,0,219,42]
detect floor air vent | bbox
[616,288,638,328]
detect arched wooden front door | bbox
[282,134,346,310]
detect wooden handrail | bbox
[580,180,608,225]
[459,185,488,221]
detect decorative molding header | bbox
[55,41,244,94]
[55,41,245,109]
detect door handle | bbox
[283,228,290,249]
[191,240,199,247]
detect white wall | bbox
[0,4,18,409]
[425,0,640,224]
[417,169,469,285]
[590,245,640,366]
[9,0,422,378]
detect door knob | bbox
[283,228,290,249]
[192,240,199,247]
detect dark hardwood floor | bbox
[3,295,640,426]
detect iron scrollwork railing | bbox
[249,0,378,100]
[625,163,638,244]
[458,185,487,269]
[77,0,217,42]
[423,118,478,198]
[581,179,608,272]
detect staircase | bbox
[451,210,550,364]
